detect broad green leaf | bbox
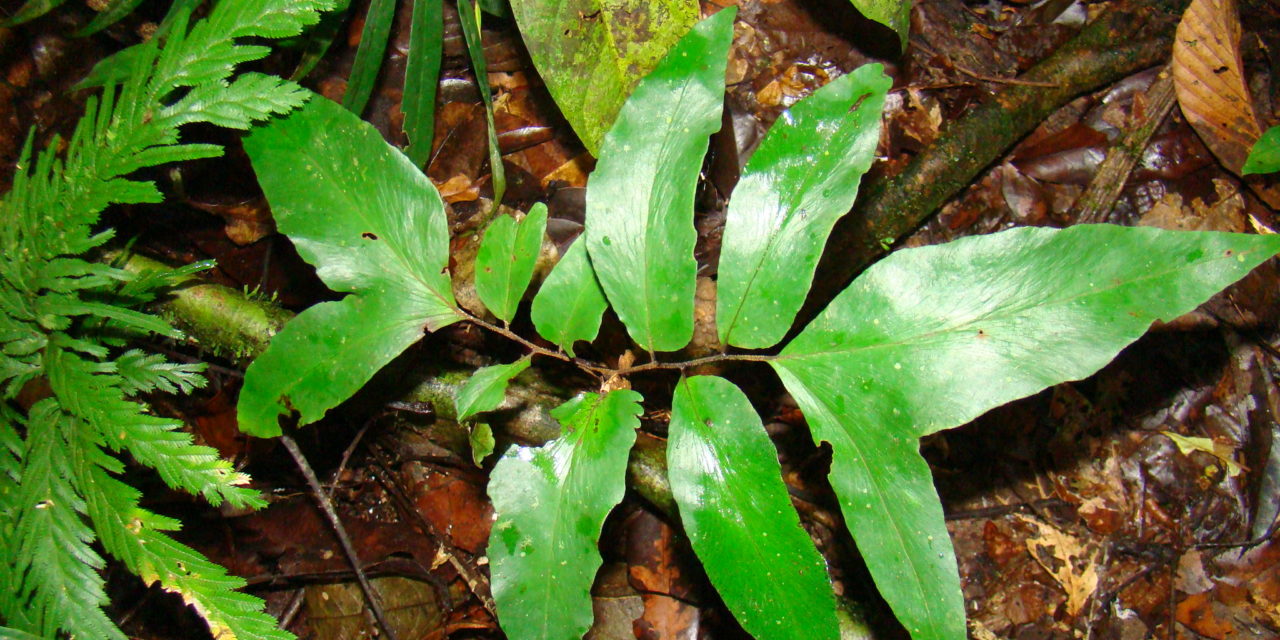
[669,376,840,640]
[403,0,444,167]
[488,390,643,640]
[457,0,505,209]
[718,64,891,348]
[508,0,699,155]
[850,0,910,49]
[772,224,1280,640]
[585,9,734,353]
[475,203,548,323]
[454,358,532,422]
[530,239,607,356]
[239,95,459,437]
[342,0,396,116]
[1243,125,1280,175]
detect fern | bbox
[0,0,336,637]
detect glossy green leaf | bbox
[718,64,891,348]
[530,239,607,356]
[772,224,1280,640]
[403,0,443,167]
[475,203,548,323]
[585,9,734,353]
[488,390,643,640]
[508,0,699,155]
[239,95,459,437]
[342,0,395,116]
[0,0,69,27]
[457,0,505,209]
[454,358,531,422]
[850,0,910,49]
[470,422,495,466]
[1243,125,1280,175]
[75,0,145,37]
[669,376,839,640]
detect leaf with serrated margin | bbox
[585,9,734,353]
[455,358,531,422]
[239,95,459,437]
[669,376,839,640]
[772,224,1280,640]
[488,390,642,640]
[508,0,699,155]
[530,239,607,357]
[476,203,548,323]
[718,64,890,348]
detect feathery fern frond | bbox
[0,0,337,636]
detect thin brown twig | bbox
[280,434,400,640]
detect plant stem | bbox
[460,311,777,378]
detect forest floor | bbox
[3,0,1280,638]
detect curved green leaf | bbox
[341,0,395,116]
[488,390,643,640]
[403,0,443,167]
[475,203,548,323]
[530,239,607,357]
[0,0,69,28]
[75,0,145,37]
[585,9,734,353]
[669,376,839,640]
[240,95,459,437]
[1243,125,1280,175]
[457,0,505,209]
[455,358,531,422]
[508,0,699,155]
[718,64,891,348]
[772,224,1280,640]
[850,0,910,49]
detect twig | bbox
[280,434,401,640]
[1073,67,1178,223]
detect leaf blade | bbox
[455,358,532,422]
[584,9,735,352]
[508,0,700,155]
[530,239,607,356]
[403,0,444,167]
[773,224,1280,640]
[475,203,548,323]
[341,0,396,116]
[669,376,840,640]
[718,64,891,348]
[488,390,643,640]
[241,94,459,436]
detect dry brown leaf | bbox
[1017,515,1100,617]
[1172,0,1263,174]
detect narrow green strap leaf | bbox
[849,0,910,50]
[75,0,146,37]
[403,0,444,167]
[341,0,396,116]
[488,390,643,640]
[0,0,69,28]
[456,0,506,209]
[1243,124,1280,175]
[773,224,1280,640]
[529,238,607,357]
[241,95,460,436]
[669,376,840,640]
[584,8,735,352]
[455,358,531,422]
[718,65,891,348]
[475,203,548,323]
[292,0,355,81]
[508,0,699,155]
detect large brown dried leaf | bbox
[1172,0,1262,174]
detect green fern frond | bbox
[0,0,338,636]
